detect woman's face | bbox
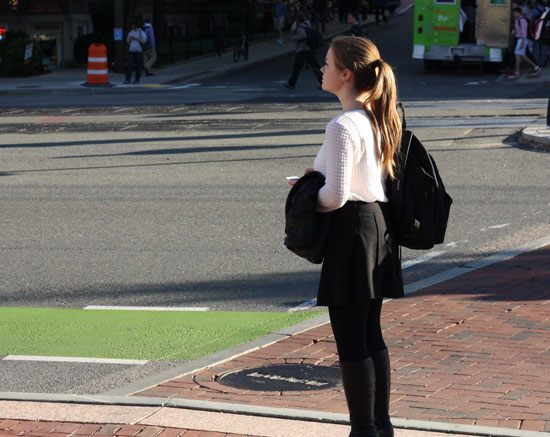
[321,47,344,94]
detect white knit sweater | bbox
[314,110,388,212]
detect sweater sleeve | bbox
[317,120,356,211]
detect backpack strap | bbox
[397,102,407,130]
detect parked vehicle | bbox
[412,0,510,70]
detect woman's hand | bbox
[304,168,314,175]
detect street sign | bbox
[24,42,33,64]
[113,28,123,41]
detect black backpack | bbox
[304,24,323,50]
[387,104,453,250]
[538,12,550,45]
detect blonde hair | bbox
[330,36,401,179]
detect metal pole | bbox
[547,97,550,128]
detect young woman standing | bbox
[296,35,404,436]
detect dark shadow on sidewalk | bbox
[402,246,550,303]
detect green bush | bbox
[0,30,43,77]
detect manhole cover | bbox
[216,364,341,392]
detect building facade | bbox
[0,0,94,68]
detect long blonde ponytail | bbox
[330,36,401,179]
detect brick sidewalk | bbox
[133,245,550,433]
[0,419,249,436]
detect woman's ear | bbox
[341,69,353,83]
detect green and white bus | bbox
[412,0,511,69]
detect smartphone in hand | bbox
[286,176,300,183]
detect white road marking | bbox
[288,298,317,313]
[402,250,446,270]
[488,223,510,229]
[171,83,200,89]
[3,355,148,365]
[83,305,209,311]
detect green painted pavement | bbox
[0,307,324,361]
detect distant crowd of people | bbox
[123,0,392,85]
[504,0,550,79]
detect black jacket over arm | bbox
[284,171,333,264]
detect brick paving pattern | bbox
[0,419,253,437]
[133,246,550,433]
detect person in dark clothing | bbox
[348,13,364,36]
[284,13,323,89]
[210,9,228,57]
[349,0,360,15]
[373,0,388,24]
[313,0,328,32]
[337,0,350,23]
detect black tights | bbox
[329,299,386,363]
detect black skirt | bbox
[317,201,404,306]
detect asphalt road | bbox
[1,8,550,395]
[1,101,549,314]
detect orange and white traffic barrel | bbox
[82,43,113,87]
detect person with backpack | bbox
[528,0,550,67]
[124,22,147,84]
[142,19,156,76]
[509,7,541,78]
[283,13,323,89]
[288,35,403,437]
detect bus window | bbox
[435,0,456,3]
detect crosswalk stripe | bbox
[3,355,148,365]
[83,305,209,311]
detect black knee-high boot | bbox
[339,358,378,437]
[371,349,394,437]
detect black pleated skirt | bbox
[317,201,404,306]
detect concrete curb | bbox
[103,312,330,397]
[0,394,548,437]
[521,121,550,151]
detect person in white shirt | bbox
[124,22,147,84]
[290,36,403,437]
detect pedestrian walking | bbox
[210,8,228,57]
[124,22,147,84]
[373,0,388,25]
[313,0,328,33]
[337,0,350,23]
[509,7,541,78]
[284,13,323,89]
[272,0,289,44]
[348,13,365,36]
[142,19,156,76]
[289,35,403,437]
